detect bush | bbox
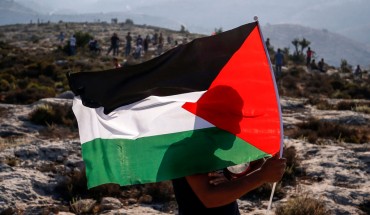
[275,194,330,215]
[4,87,55,104]
[28,103,76,128]
[290,117,369,144]
[282,146,302,186]
[0,79,11,91]
[74,31,93,48]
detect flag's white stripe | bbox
[73,91,215,144]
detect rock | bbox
[101,197,123,210]
[138,195,153,204]
[56,91,75,99]
[14,145,39,158]
[127,198,137,205]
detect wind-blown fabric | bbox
[68,21,283,188]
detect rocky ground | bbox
[0,95,369,215]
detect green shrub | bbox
[4,87,55,104]
[74,31,93,48]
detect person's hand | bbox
[208,171,229,186]
[260,156,286,183]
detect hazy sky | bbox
[16,0,370,44]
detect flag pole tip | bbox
[254,16,259,21]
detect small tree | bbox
[180,25,188,33]
[299,38,311,54]
[214,27,223,34]
[290,38,311,64]
[340,59,352,73]
[125,19,134,25]
[74,31,93,48]
[291,38,299,55]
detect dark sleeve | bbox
[172,177,240,215]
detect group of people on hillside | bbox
[305,47,325,72]
[58,32,77,56]
[105,31,167,59]
[57,30,171,60]
[269,38,328,79]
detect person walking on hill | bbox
[274,48,284,78]
[354,65,362,80]
[157,32,164,55]
[125,32,132,57]
[144,35,150,53]
[58,32,65,46]
[310,59,318,71]
[318,58,325,72]
[107,33,120,56]
[306,47,314,67]
[69,34,77,56]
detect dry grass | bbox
[278,67,370,100]
[308,98,370,114]
[0,137,29,151]
[275,193,330,215]
[288,117,369,144]
[282,146,303,186]
[53,164,175,213]
[29,103,77,128]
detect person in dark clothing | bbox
[143,35,150,53]
[274,48,284,78]
[169,86,286,215]
[172,156,285,215]
[173,177,240,215]
[107,33,120,56]
[125,32,132,57]
[88,39,101,54]
[306,47,314,67]
[310,59,318,70]
[318,58,325,72]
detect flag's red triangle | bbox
[183,24,281,155]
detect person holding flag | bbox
[170,86,286,214]
[69,20,286,215]
[172,157,285,214]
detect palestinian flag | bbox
[68,21,283,188]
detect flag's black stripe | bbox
[68,22,257,114]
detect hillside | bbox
[0,22,369,214]
[2,0,370,68]
[0,0,38,24]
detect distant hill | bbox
[0,0,38,24]
[0,2,182,32]
[262,24,370,67]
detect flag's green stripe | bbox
[82,127,269,188]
